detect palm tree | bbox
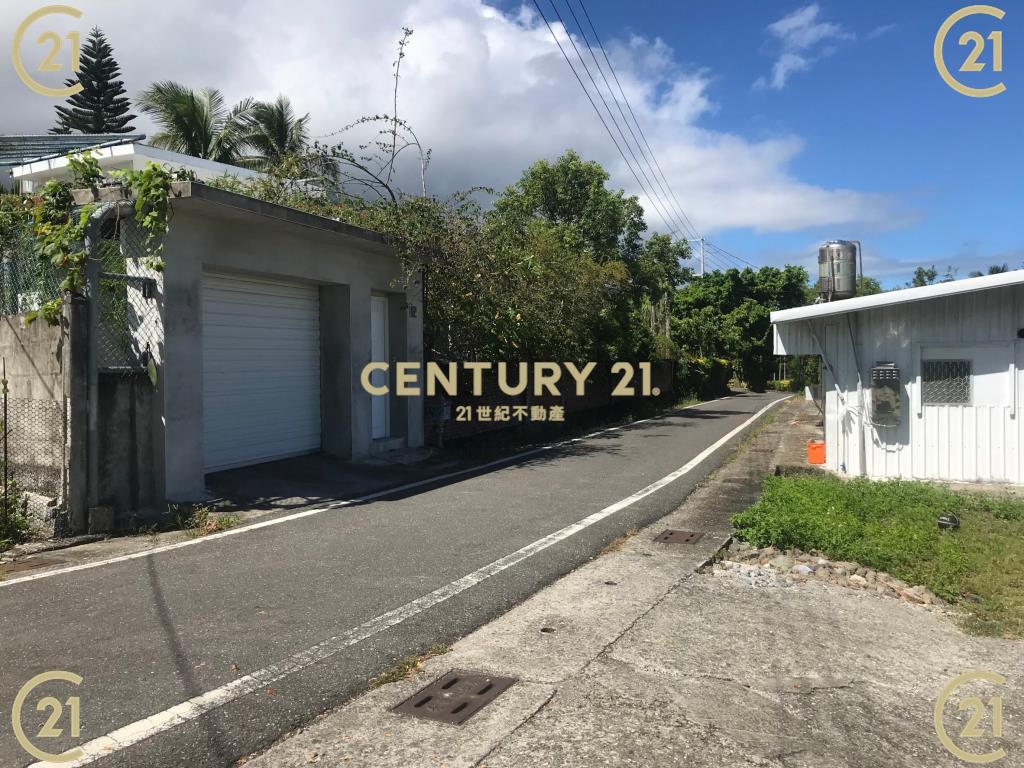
[240,96,311,170]
[136,81,254,164]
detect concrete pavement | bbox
[0,392,785,768]
[246,400,1024,768]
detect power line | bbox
[536,0,686,237]
[705,240,757,269]
[703,243,742,270]
[537,0,761,272]
[558,0,691,239]
[575,0,700,240]
[574,2,760,272]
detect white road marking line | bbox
[1,395,735,588]
[27,396,788,767]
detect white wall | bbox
[775,283,1024,483]
[13,143,258,192]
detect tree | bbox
[968,263,1010,278]
[672,266,808,391]
[240,96,312,170]
[51,28,135,134]
[492,150,646,265]
[910,265,939,287]
[136,82,253,163]
[857,275,883,295]
[309,28,431,202]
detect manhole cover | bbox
[653,530,703,545]
[393,669,517,725]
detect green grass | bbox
[731,475,1024,638]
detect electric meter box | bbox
[871,363,901,427]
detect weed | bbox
[174,504,242,538]
[600,527,640,556]
[368,644,449,689]
[0,479,32,553]
[732,475,1024,638]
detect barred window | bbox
[922,360,971,405]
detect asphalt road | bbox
[0,392,783,768]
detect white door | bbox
[202,273,321,471]
[370,295,389,440]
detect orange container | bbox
[807,439,826,465]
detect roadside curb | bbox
[0,533,108,563]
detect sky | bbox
[1,1,1020,286]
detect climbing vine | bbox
[27,180,94,325]
[24,153,177,325]
[111,162,176,270]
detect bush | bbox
[0,478,32,551]
[768,378,794,392]
[732,475,1024,636]
[679,355,731,399]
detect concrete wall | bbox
[0,314,64,400]
[96,373,158,519]
[157,194,422,501]
[0,311,70,531]
[775,282,1024,483]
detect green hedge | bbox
[679,355,732,399]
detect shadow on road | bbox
[204,395,770,516]
[147,557,234,764]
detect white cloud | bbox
[0,0,897,235]
[755,3,854,90]
[866,23,899,41]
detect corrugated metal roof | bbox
[0,134,144,165]
[771,269,1024,324]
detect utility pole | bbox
[686,237,705,277]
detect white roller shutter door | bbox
[202,273,321,471]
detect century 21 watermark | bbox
[935,670,1009,764]
[12,5,85,97]
[11,670,85,762]
[361,362,662,423]
[934,5,1007,98]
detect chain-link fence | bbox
[2,395,65,499]
[0,221,68,533]
[0,203,163,535]
[0,222,62,315]
[95,213,162,376]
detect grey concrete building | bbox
[1,162,423,530]
[148,183,424,503]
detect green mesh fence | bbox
[95,214,162,375]
[0,224,62,316]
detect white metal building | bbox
[772,271,1024,483]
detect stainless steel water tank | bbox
[818,240,858,300]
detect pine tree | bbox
[50,28,136,134]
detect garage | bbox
[202,272,322,472]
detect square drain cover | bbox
[393,669,517,725]
[654,529,703,545]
